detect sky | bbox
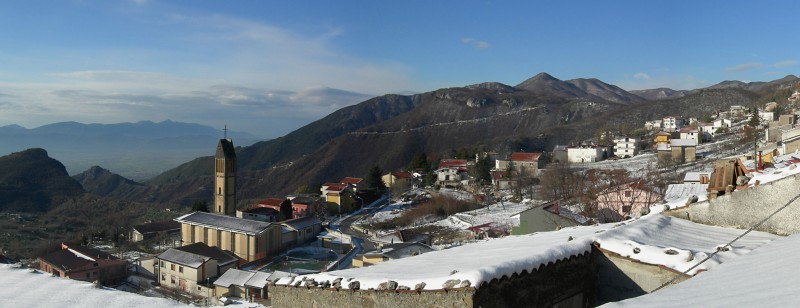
[0,0,799,138]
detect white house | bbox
[679,127,700,145]
[662,116,683,132]
[713,118,732,130]
[698,123,716,141]
[758,111,775,123]
[644,119,662,130]
[567,145,604,163]
[613,137,638,158]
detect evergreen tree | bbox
[408,152,429,171]
[364,165,388,195]
[191,200,209,212]
[279,198,293,221]
[474,154,492,184]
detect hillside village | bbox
[4,84,800,307]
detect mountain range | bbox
[0,120,261,180]
[3,72,798,210]
[67,72,793,207]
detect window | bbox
[160,261,165,267]
[86,273,90,278]
[170,264,175,271]
[622,205,632,213]
[178,266,183,273]
[162,274,166,281]
[624,191,632,197]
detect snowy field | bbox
[0,265,269,308]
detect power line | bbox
[652,191,800,292]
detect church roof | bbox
[175,212,273,235]
[215,139,236,159]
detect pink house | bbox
[595,183,662,222]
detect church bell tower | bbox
[214,137,236,216]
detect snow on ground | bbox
[275,222,615,291]
[365,201,412,223]
[594,215,778,275]
[435,188,475,201]
[0,264,270,308]
[602,233,800,307]
[431,201,530,230]
[0,264,186,308]
[277,211,781,293]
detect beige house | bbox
[279,216,322,249]
[156,242,238,298]
[670,139,697,163]
[382,171,413,188]
[595,183,662,222]
[175,211,282,262]
[214,269,292,301]
[496,152,542,176]
[351,242,434,268]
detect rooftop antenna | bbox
[223,124,228,139]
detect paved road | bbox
[334,196,391,254]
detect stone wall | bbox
[473,252,595,307]
[270,252,595,308]
[269,286,474,308]
[665,172,800,235]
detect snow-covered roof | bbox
[276,223,613,290]
[175,211,274,235]
[603,233,800,307]
[157,243,238,268]
[682,170,711,182]
[747,161,800,186]
[214,269,257,288]
[594,215,778,275]
[0,264,185,308]
[669,139,696,147]
[213,269,273,289]
[663,183,708,204]
[157,248,211,268]
[281,216,321,231]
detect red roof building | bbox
[37,243,128,284]
[439,159,468,168]
[257,198,284,212]
[340,177,363,186]
[509,152,542,162]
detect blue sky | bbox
[0,0,798,138]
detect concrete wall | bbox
[512,208,580,235]
[665,171,800,235]
[594,247,688,305]
[270,252,595,308]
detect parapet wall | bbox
[666,172,800,235]
[269,286,474,308]
[269,252,595,308]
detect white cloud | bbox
[723,62,762,73]
[633,72,651,80]
[0,11,420,137]
[461,37,490,49]
[772,60,798,68]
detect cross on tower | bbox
[223,124,228,139]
